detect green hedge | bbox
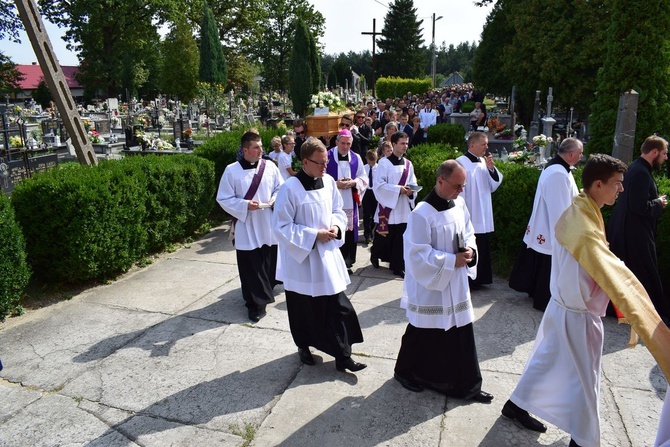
[11,155,214,283]
[406,143,462,202]
[194,126,287,192]
[375,76,432,101]
[425,123,467,151]
[0,191,31,320]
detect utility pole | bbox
[14,0,97,166]
[361,18,381,99]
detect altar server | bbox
[394,160,494,403]
[456,131,502,289]
[217,131,284,322]
[272,138,366,373]
[370,131,417,277]
[509,138,582,310]
[326,129,368,273]
[503,154,670,446]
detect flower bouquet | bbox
[532,134,552,148]
[494,129,514,140]
[9,135,23,148]
[88,130,104,144]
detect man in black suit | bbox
[607,135,670,324]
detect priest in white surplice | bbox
[217,131,283,322]
[272,138,366,373]
[394,160,494,403]
[326,129,367,273]
[456,131,502,288]
[370,131,417,277]
[503,154,670,447]
[509,138,582,310]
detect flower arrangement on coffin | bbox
[88,130,104,144]
[308,91,346,115]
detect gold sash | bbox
[555,192,670,382]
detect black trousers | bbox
[470,232,493,286]
[362,192,378,241]
[395,323,483,399]
[236,244,278,310]
[285,290,364,360]
[371,222,406,272]
[340,230,358,268]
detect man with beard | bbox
[607,135,670,324]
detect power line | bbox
[371,0,388,9]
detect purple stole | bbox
[230,159,266,243]
[327,148,360,242]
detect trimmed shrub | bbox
[406,143,462,202]
[375,76,432,101]
[11,155,214,283]
[0,192,30,320]
[461,101,475,113]
[426,123,467,151]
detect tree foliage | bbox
[308,28,321,92]
[377,0,426,79]
[160,22,199,102]
[472,0,609,124]
[589,0,670,155]
[0,0,21,43]
[0,52,23,96]
[255,0,324,92]
[39,0,170,99]
[288,18,313,117]
[32,79,53,109]
[199,1,227,86]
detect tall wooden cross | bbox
[14,0,97,166]
[361,18,381,99]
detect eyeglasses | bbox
[306,158,327,167]
[443,178,466,190]
[356,115,365,119]
[339,122,351,128]
[295,130,306,135]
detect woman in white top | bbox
[277,134,297,181]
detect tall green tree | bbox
[32,79,53,108]
[376,0,426,79]
[308,28,321,92]
[589,0,670,155]
[199,1,227,86]
[40,0,171,99]
[255,0,324,92]
[289,17,313,117]
[160,22,199,102]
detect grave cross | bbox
[361,19,381,98]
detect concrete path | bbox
[0,223,666,447]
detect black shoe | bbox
[365,237,371,245]
[347,268,353,275]
[298,348,315,366]
[501,400,547,433]
[568,440,581,447]
[370,256,379,268]
[248,308,261,322]
[470,390,494,403]
[393,270,405,278]
[335,357,367,372]
[394,373,424,392]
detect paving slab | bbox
[0,224,667,447]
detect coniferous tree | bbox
[376,0,425,79]
[32,79,53,109]
[160,22,199,103]
[308,30,321,93]
[289,18,313,117]
[199,1,227,86]
[589,0,670,155]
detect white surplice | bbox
[216,160,283,251]
[510,242,610,447]
[372,156,417,224]
[401,196,478,330]
[456,154,503,233]
[656,385,670,447]
[273,175,350,297]
[327,149,368,230]
[523,163,578,254]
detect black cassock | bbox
[607,157,670,322]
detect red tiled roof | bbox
[16,64,82,90]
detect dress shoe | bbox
[365,237,371,245]
[347,268,354,275]
[394,373,424,392]
[370,256,379,268]
[569,439,581,447]
[298,348,315,366]
[501,400,547,433]
[335,357,367,372]
[470,390,494,403]
[248,309,261,322]
[393,270,405,278]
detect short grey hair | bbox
[558,137,583,154]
